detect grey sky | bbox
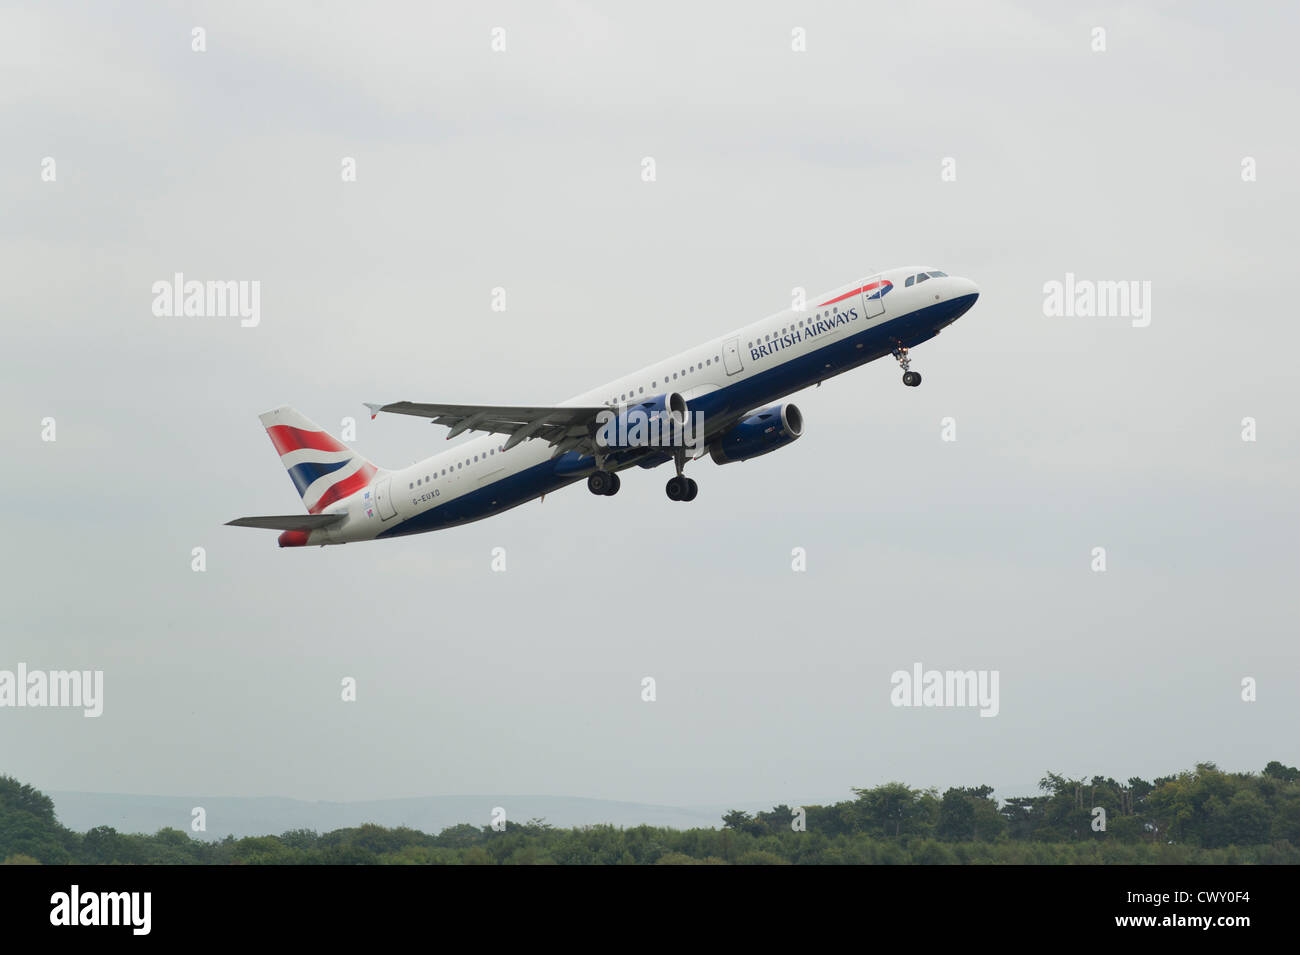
[3,1,1297,817]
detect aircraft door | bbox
[722,336,744,376]
[861,273,888,320]
[375,477,397,520]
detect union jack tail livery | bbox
[260,406,379,514]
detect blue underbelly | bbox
[378,294,975,539]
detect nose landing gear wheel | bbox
[666,476,698,501]
[893,346,921,386]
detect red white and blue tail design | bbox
[258,407,378,515]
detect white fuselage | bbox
[321,266,979,544]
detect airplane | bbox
[228,266,979,546]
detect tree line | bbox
[3,761,1298,865]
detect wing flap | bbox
[365,400,609,450]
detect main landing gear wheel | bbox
[666,476,698,501]
[892,346,921,387]
[588,472,620,496]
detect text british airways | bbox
[750,307,860,362]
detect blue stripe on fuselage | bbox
[378,295,976,539]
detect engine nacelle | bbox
[594,392,688,451]
[709,403,803,465]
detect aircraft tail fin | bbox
[257,406,380,514]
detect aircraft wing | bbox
[226,514,347,531]
[364,400,610,456]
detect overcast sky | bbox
[3,1,1297,819]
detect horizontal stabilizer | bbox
[226,514,347,531]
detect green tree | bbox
[1214,790,1271,847]
[720,810,764,836]
[851,783,937,837]
[1263,761,1300,782]
[937,786,1003,841]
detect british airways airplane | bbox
[228,266,979,547]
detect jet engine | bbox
[708,403,803,464]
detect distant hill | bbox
[50,791,730,839]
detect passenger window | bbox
[408,482,413,489]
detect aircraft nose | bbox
[943,276,980,324]
[953,276,980,301]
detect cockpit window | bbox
[907,270,947,286]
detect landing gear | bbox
[665,447,698,502]
[588,471,621,496]
[665,476,698,501]
[893,346,922,387]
